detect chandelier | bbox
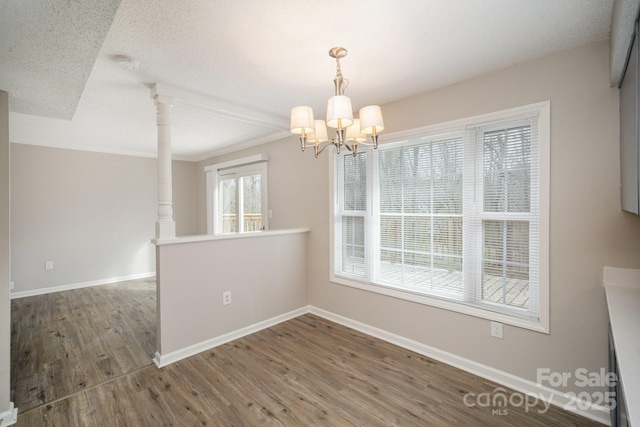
[290,47,384,157]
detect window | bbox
[205,155,269,234]
[331,103,549,332]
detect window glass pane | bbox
[431,139,463,214]
[403,216,430,253]
[483,125,531,213]
[343,152,367,211]
[377,137,463,296]
[379,148,405,213]
[221,177,237,233]
[403,145,430,214]
[242,174,262,232]
[433,217,463,258]
[482,220,530,309]
[342,216,365,277]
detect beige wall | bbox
[310,40,640,394]
[172,159,198,237]
[197,40,640,395]
[156,231,308,357]
[196,135,326,234]
[10,144,197,293]
[0,92,12,417]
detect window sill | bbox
[330,273,549,334]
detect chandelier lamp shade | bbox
[290,47,384,157]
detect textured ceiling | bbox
[1,0,615,160]
[0,0,121,119]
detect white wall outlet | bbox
[10,281,14,290]
[268,209,273,219]
[491,321,503,339]
[45,261,53,270]
[222,291,231,306]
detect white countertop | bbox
[604,266,640,426]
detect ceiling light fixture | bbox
[290,47,384,157]
[114,54,140,71]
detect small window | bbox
[205,155,268,234]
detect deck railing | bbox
[222,214,262,233]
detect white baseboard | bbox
[0,402,18,427]
[153,306,311,368]
[308,307,611,426]
[10,272,156,299]
[139,302,610,425]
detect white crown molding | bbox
[191,130,291,162]
[10,138,159,159]
[151,83,289,131]
[11,131,291,163]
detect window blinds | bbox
[377,137,464,296]
[339,152,367,277]
[334,111,542,321]
[471,118,539,316]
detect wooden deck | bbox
[357,261,530,309]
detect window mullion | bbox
[334,154,345,274]
[237,177,244,233]
[367,149,379,283]
[462,128,479,303]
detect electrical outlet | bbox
[491,321,503,339]
[10,281,14,290]
[45,261,53,270]
[222,291,231,306]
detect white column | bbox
[154,94,176,240]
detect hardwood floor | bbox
[10,278,156,413]
[11,282,600,426]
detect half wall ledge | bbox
[152,227,310,246]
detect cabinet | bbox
[604,267,639,427]
[620,20,640,214]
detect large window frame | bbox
[205,154,269,235]
[330,102,550,332]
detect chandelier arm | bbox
[342,141,359,156]
[290,47,383,158]
[315,141,334,157]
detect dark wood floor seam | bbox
[17,361,155,418]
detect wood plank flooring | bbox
[10,278,156,413]
[12,280,601,426]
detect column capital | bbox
[153,94,174,107]
[150,83,174,106]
